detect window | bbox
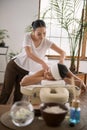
[40,0,87,59]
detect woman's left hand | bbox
[41,62,49,71]
[44,70,54,80]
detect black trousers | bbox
[0,59,28,104]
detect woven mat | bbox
[0,111,86,130]
[0,111,18,129]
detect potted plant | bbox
[0,29,9,47]
[41,0,87,73]
[25,25,32,33]
[8,52,18,60]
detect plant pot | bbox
[69,56,77,73]
[69,64,76,73]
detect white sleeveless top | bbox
[14,33,53,72]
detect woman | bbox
[0,19,66,104]
[20,63,86,94]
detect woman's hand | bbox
[41,61,49,71]
[44,70,54,80]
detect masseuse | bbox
[0,19,66,104]
[20,63,87,94]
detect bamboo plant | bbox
[41,0,87,73]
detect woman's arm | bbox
[20,68,55,86]
[20,70,45,86]
[50,43,66,64]
[25,46,49,70]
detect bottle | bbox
[69,99,81,126]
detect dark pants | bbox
[0,59,29,104]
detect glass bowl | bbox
[10,101,34,127]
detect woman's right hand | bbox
[44,70,54,80]
[41,61,49,71]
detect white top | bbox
[14,33,53,72]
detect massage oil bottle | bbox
[69,99,81,126]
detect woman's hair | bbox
[32,19,46,30]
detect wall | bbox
[0,0,39,83]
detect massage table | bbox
[21,80,81,105]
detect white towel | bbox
[41,80,65,86]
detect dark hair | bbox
[32,19,46,30]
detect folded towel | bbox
[41,80,65,85]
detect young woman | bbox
[0,19,66,104]
[20,63,86,94]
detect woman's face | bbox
[33,27,46,40]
